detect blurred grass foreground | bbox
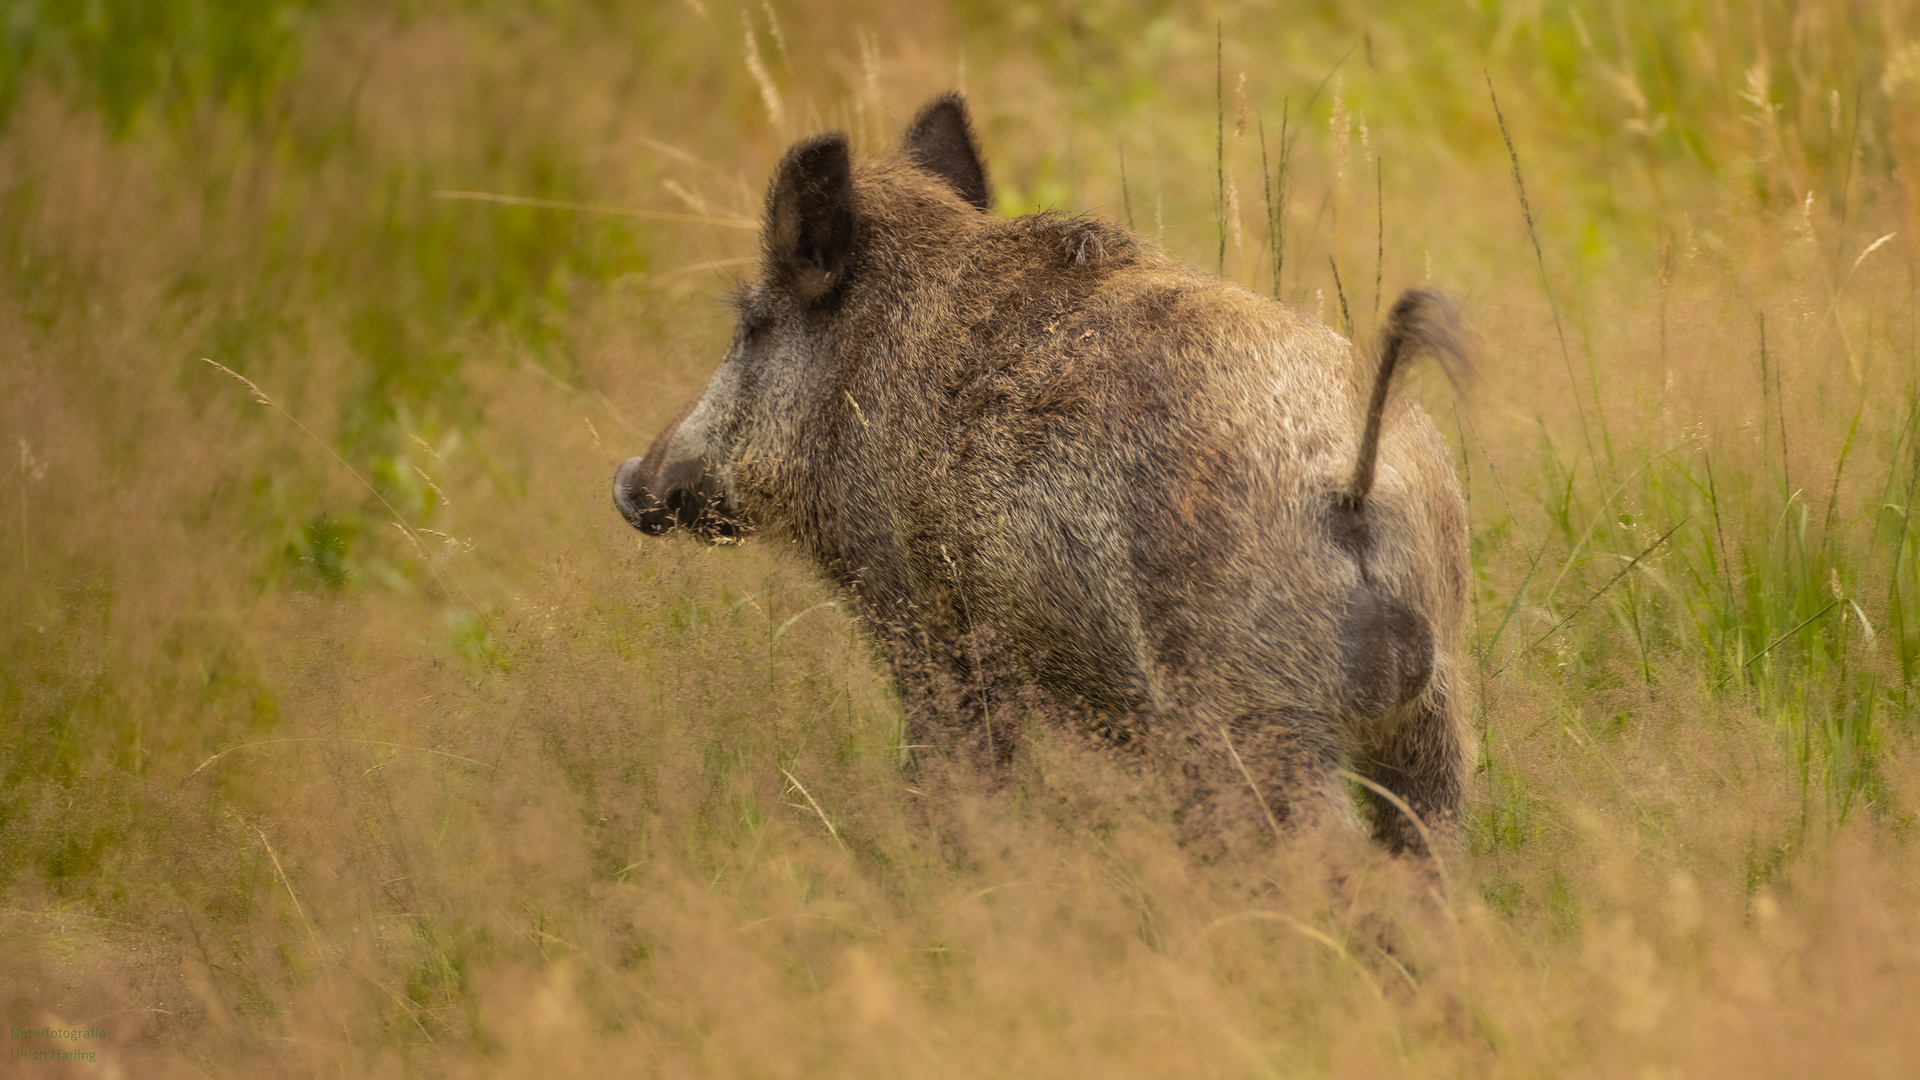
[4,1,1920,1076]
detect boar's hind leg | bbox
[1350,687,1464,861]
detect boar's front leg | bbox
[879,618,1025,774]
[1178,713,1357,853]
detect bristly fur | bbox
[616,93,1475,865]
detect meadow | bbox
[2,1,1918,1075]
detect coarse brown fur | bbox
[614,94,1473,863]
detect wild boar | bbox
[614,94,1472,860]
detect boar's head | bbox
[613,94,989,543]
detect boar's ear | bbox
[902,92,992,212]
[766,133,859,307]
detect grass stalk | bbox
[431,190,757,229]
[1486,73,1596,477]
[1259,113,1275,297]
[253,824,321,953]
[189,738,486,780]
[1215,22,1225,276]
[1759,313,1791,503]
[1819,400,1863,557]
[1277,100,1291,297]
[1328,255,1353,339]
[1720,598,1844,690]
[1372,155,1383,325]
[1217,725,1281,840]
[1706,448,1740,637]
[780,767,844,849]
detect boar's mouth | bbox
[613,454,740,540]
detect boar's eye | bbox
[726,286,772,343]
[738,311,771,342]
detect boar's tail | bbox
[1344,288,1473,511]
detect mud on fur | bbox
[614,93,1475,864]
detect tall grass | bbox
[2,1,1918,1076]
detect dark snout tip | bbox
[614,454,742,541]
[613,456,672,535]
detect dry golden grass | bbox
[3,2,1919,1076]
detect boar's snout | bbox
[612,455,669,534]
[613,452,738,540]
